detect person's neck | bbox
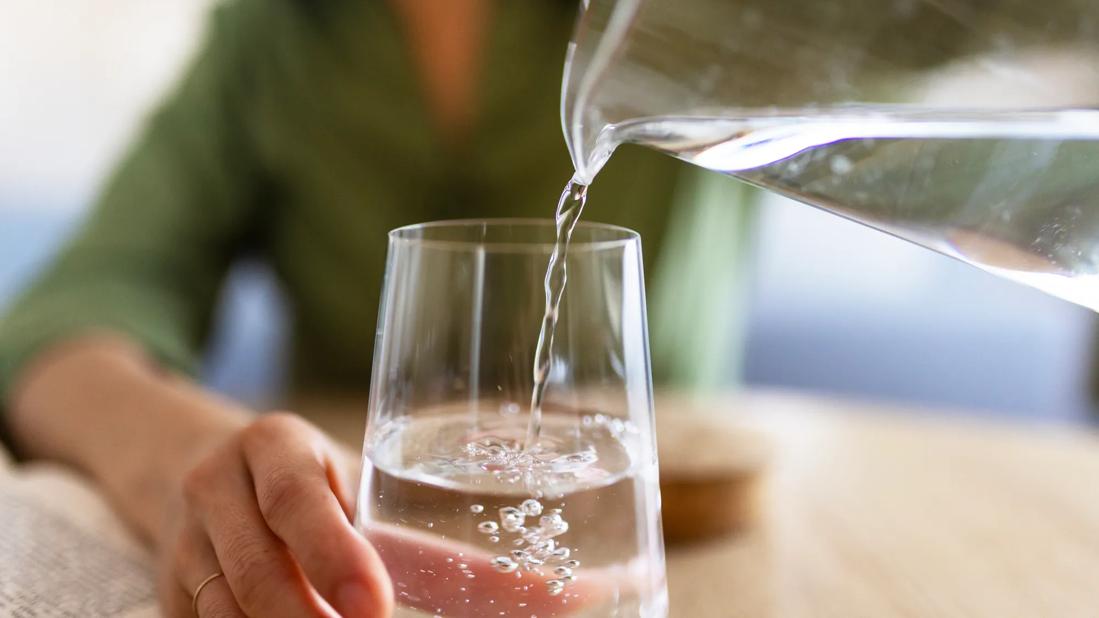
[388,0,492,144]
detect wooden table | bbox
[657,392,1099,618]
[301,390,1099,617]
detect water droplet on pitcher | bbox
[830,154,854,175]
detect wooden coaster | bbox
[656,410,770,544]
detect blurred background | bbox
[3,1,1096,424]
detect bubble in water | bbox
[489,536,499,543]
[510,549,529,561]
[551,450,598,472]
[470,504,484,514]
[554,566,573,578]
[563,560,580,568]
[551,547,570,560]
[490,556,518,573]
[530,539,556,558]
[520,499,543,516]
[477,521,499,534]
[546,579,565,596]
[499,506,525,532]
[539,513,568,537]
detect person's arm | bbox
[7,336,247,540]
[7,336,394,617]
[0,2,393,616]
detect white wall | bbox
[0,1,214,212]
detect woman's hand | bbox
[158,413,393,618]
[6,338,615,618]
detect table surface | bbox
[303,390,1099,618]
[239,389,1099,618]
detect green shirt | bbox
[0,0,711,400]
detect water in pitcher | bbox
[585,107,1099,312]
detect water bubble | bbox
[489,536,499,543]
[520,499,543,517]
[551,547,570,560]
[490,556,518,574]
[546,579,565,596]
[510,549,529,561]
[470,504,484,514]
[477,521,499,534]
[554,566,573,578]
[552,451,597,471]
[563,560,580,568]
[539,513,568,537]
[531,540,556,558]
[512,538,526,546]
[499,506,525,532]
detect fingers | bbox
[188,571,246,618]
[163,518,245,618]
[241,414,393,618]
[183,442,335,618]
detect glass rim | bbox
[388,218,640,253]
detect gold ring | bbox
[191,571,225,615]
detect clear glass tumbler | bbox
[355,220,667,617]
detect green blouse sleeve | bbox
[0,2,264,400]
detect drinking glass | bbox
[355,220,667,617]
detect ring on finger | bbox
[191,571,225,615]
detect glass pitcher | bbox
[562,0,1099,311]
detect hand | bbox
[158,413,393,617]
[157,411,618,617]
